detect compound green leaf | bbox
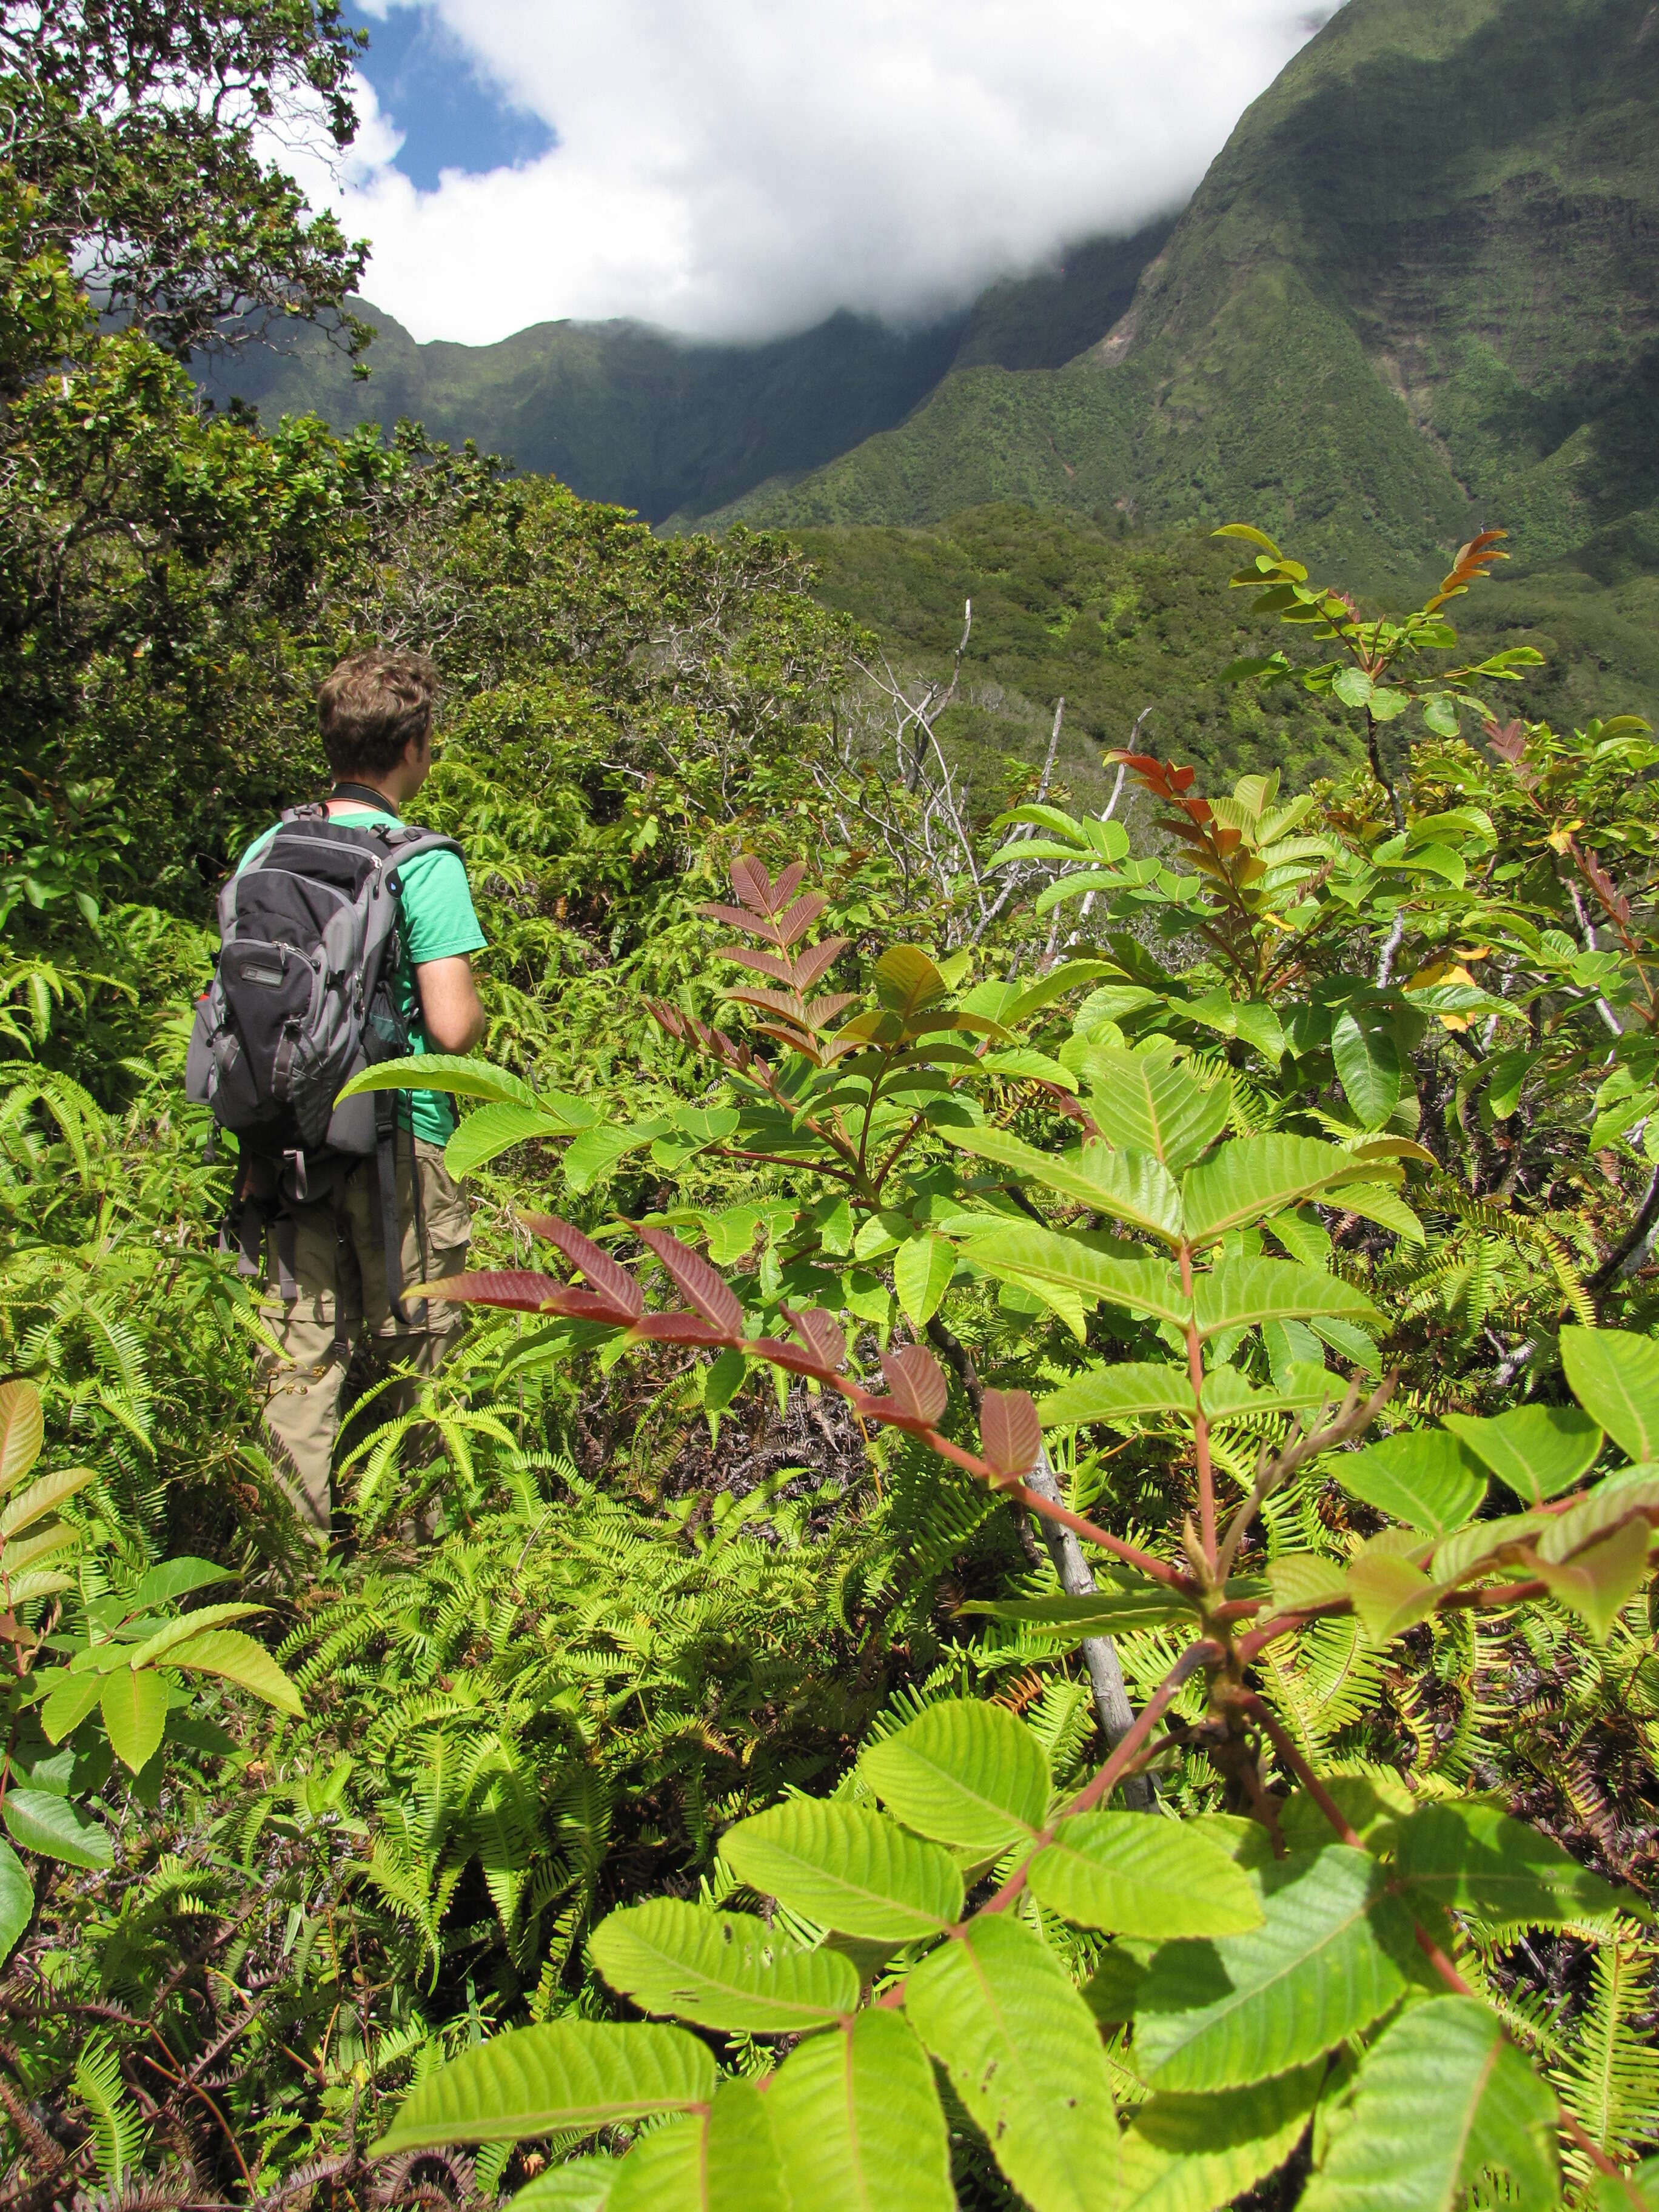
[1346,1543,1438,1645]
[1535,1516,1652,1641]
[123,1603,268,1669]
[1441,1405,1603,1505]
[1193,1259,1379,1339]
[0,1379,43,1495]
[372,2021,715,2154]
[339,1054,540,1108]
[563,1122,666,1195]
[1265,1553,1348,1614]
[1394,1802,1627,1928]
[766,2011,953,2212]
[968,1227,1191,1329]
[1562,1329,1659,1464]
[1537,1470,1659,1561]
[1182,1136,1376,1248]
[38,1669,104,1745]
[590,1900,858,2034]
[1184,993,1285,1067]
[1039,1362,1194,1429]
[861,1698,1050,1854]
[1301,1997,1557,2212]
[510,2158,618,2212]
[905,1915,1119,2212]
[1,1787,113,1871]
[1118,2065,1322,2212]
[1431,1510,1549,1586]
[720,1801,962,1942]
[446,1100,597,1181]
[1593,2157,1659,2212]
[875,945,948,1018]
[1083,1049,1231,1171]
[131,1557,235,1609]
[163,1629,304,1717]
[100,1667,168,1774]
[1338,1181,1425,1245]
[1332,1008,1401,1131]
[1027,1812,1264,1939]
[950,1130,1184,1244]
[608,2081,787,2212]
[893,1234,956,1330]
[1331,1430,1486,1536]
[0,1840,32,1962]
[1133,1846,1412,2093]
[956,1591,1190,1641]
[0,1464,96,1541]
[1002,959,1121,1024]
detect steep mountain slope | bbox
[724,0,1659,595]
[195,221,1172,525]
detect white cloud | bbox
[289,1,1329,346]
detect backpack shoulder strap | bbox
[383,829,466,883]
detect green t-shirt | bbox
[236,806,487,1144]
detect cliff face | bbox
[724,0,1659,592]
[193,223,1174,526]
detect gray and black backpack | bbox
[187,799,463,1322]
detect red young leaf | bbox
[1484,719,1527,763]
[628,1313,732,1346]
[539,1285,646,1321]
[767,860,808,916]
[749,1336,842,1381]
[635,1227,745,1336]
[878,1346,949,1426]
[752,1022,822,1060]
[803,993,857,1031]
[1167,763,1198,792]
[730,854,774,914]
[774,892,828,948]
[979,1390,1042,1482]
[409,1270,575,1313]
[519,1215,644,1318]
[698,900,779,941]
[1580,850,1632,925]
[722,945,798,985]
[785,1305,848,1372]
[648,1000,688,1041]
[791,936,849,993]
[725,984,808,1021]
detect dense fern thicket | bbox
[5,12,1659,2212]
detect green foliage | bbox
[6,40,1659,2199]
[374,523,1659,2204]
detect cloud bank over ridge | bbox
[295,0,1332,347]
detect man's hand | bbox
[414,954,487,1054]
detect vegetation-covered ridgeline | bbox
[5,5,1659,2210]
[193,227,1176,530]
[793,504,1659,814]
[726,0,1659,597]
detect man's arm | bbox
[415,953,487,1054]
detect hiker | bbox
[188,649,487,1540]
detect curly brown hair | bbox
[317,649,438,779]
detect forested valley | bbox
[5,6,1659,2211]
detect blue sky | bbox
[299,2,1329,347]
[351,4,554,190]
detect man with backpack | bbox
[189,649,487,1541]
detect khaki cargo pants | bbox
[256,1138,471,1540]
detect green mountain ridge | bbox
[722,0,1659,598]
[196,224,1173,526]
